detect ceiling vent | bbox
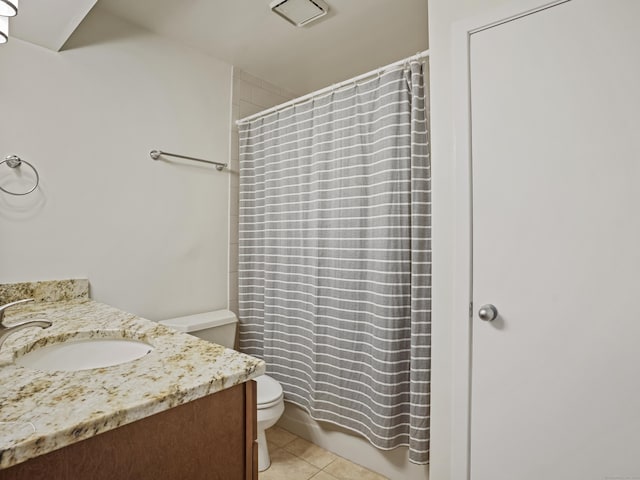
[270,0,329,27]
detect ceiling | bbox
[9,0,427,95]
[11,0,98,51]
[93,0,429,95]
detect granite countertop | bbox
[0,281,265,470]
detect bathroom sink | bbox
[15,338,153,372]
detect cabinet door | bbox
[0,382,254,480]
[470,1,640,478]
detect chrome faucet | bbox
[0,299,52,349]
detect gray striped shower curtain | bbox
[237,62,430,463]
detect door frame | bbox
[450,1,570,478]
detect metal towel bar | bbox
[150,150,227,171]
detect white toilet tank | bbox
[159,310,238,348]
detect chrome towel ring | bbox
[0,155,40,196]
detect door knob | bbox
[478,304,498,322]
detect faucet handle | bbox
[0,298,34,324]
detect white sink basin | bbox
[15,338,154,372]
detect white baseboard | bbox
[277,403,429,480]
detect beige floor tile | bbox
[266,435,278,453]
[259,447,320,480]
[282,437,338,469]
[266,426,298,447]
[323,457,388,480]
[310,471,340,480]
[267,437,277,452]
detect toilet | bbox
[159,310,284,472]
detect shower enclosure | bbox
[237,56,431,464]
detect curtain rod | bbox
[236,49,429,125]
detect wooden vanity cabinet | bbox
[0,380,258,480]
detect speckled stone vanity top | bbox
[0,280,265,470]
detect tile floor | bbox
[261,426,388,480]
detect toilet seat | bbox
[255,374,283,409]
[258,395,283,410]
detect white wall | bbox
[427,1,513,479]
[0,7,232,320]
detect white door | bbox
[470,1,640,478]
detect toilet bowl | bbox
[159,310,284,472]
[255,374,284,471]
